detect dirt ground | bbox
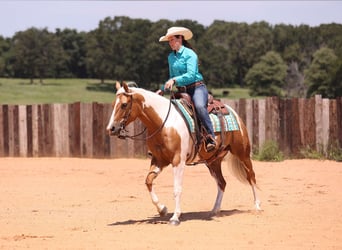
[0,158,341,250]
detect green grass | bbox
[0,78,118,104]
[209,87,253,99]
[0,78,253,105]
[253,140,284,162]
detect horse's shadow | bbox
[108,209,249,226]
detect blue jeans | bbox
[187,84,215,138]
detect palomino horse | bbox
[106,82,261,225]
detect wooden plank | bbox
[26,105,33,157]
[328,100,338,147]
[18,105,28,157]
[53,103,69,157]
[245,99,253,152]
[322,99,330,153]
[31,105,39,157]
[258,99,266,150]
[290,98,301,156]
[92,102,105,158]
[0,106,4,156]
[303,97,316,150]
[3,105,9,156]
[315,95,323,152]
[238,99,246,124]
[80,103,93,157]
[271,97,280,143]
[337,97,342,147]
[68,102,81,157]
[43,104,54,156]
[278,98,288,155]
[37,105,44,156]
[265,97,272,142]
[103,103,112,157]
[8,105,20,157]
[252,99,259,153]
[7,105,14,156]
[298,98,305,146]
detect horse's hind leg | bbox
[241,157,261,210]
[207,158,226,215]
[145,158,168,217]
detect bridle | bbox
[116,91,173,141]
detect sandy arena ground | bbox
[0,158,341,250]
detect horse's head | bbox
[106,82,138,138]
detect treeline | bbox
[0,16,341,98]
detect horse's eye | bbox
[121,103,128,109]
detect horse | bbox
[106,82,261,226]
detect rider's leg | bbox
[190,84,216,151]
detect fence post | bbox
[258,99,266,150]
[19,105,28,157]
[322,98,330,154]
[0,106,5,156]
[80,103,93,158]
[315,95,323,152]
[69,102,81,157]
[8,105,19,157]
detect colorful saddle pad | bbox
[172,100,240,133]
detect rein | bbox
[119,91,173,141]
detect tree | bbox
[85,16,154,85]
[141,19,173,89]
[55,28,88,78]
[245,51,287,97]
[0,36,12,77]
[198,21,235,88]
[304,47,340,98]
[12,28,66,83]
[85,18,116,83]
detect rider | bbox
[157,26,216,152]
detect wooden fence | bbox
[0,95,341,158]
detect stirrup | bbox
[206,141,216,152]
[205,135,216,152]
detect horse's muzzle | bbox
[107,123,127,139]
[106,120,119,135]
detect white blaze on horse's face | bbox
[106,96,120,132]
[106,87,133,135]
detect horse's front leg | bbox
[145,162,168,217]
[169,164,185,226]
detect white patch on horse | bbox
[229,107,243,136]
[106,98,120,131]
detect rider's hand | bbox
[164,79,175,90]
[156,89,164,96]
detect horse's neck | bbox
[137,92,170,131]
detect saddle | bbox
[171,91,231,164]
[171,91,229,147]
[172,92,229,117]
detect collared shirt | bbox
[168,45,203,87]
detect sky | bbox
[1,1,342,38]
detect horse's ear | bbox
[115,81,121,90]
[122,82,130,93]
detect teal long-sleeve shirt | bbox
[165,45,204,88]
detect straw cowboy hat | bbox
[159,27,193,42]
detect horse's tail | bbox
[226,153,255,186]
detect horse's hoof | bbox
[255,200,261,211]
[210,210,220,217]
[169,219,180,226]
[159,206,168,217]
